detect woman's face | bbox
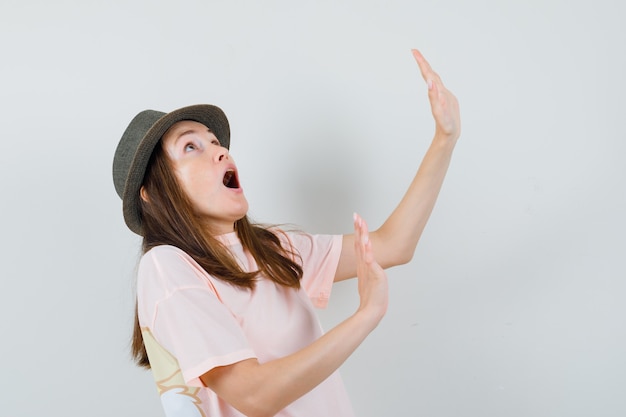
[161,120,248,234]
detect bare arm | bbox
[200,214,387,417]
[335,49,461,281]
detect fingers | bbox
[353,213,388,320]
[411,48,443,95]
[411,48,432,81]
[353,212,374,265]
[411,48,460,139]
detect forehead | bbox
[162,120,211,143]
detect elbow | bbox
[235,393,285,417]
[380,250,413,269]
[395,249,414,266]
[240,408,273,417]
[201,360,290,417]
[240,405,282,417]
[373,228,418,268]
[386,243,415,267]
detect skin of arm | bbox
[335,49,461,281]
[200,214,387,417]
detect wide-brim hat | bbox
[112,104,230,235]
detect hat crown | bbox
[113,110,165,199]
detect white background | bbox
[1,0,624,416]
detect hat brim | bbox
[117,104,230,235]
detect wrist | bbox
[433,130,459,148]
[354,304,385,331]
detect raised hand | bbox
[353,212,388,323]
[412,49,461,142]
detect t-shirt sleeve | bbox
[282,232,343,308]
[137,246,257,387]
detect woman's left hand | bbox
[412,49,461,142]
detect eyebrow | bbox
[172,127,212,147]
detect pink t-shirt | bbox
[136,230,355,417]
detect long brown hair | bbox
[131,141,303,368]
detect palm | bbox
[412,49,461,141]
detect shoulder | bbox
[140,244,189,262]
[137,245,213,293]
[139,245,197,273]
[273,229,342,259]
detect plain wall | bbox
[1,0,624,416]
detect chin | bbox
[237,200,250,218]
[228,207,249,226]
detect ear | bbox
[140,186,150,203]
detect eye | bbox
[184,142,197,152]
[211,139,220,146]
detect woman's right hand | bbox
[353,213,389,325]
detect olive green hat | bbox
[112,104,230,235]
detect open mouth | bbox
[223,169,240,189]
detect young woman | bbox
[112,49,460,417]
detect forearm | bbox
[201,309,381,417]
[334,134,456,281]
[375,132,457,265]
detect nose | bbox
[215,147,229,162]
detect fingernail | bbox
[427,79,433,90]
